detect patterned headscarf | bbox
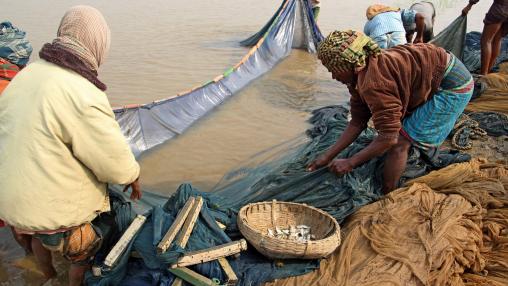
[53,5,110,71]
[0,22,33,66]
[317,30,381,72]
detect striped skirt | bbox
[401,54,474,148]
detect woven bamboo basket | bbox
[237,200,341,259]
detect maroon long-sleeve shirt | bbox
[350,43,448,140]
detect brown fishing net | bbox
[267,159,507,286]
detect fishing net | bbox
[114,0,322,157]
[429,15,467,59]
[87,105,470,286]
[267,159,508,286]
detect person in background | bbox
[464,0,508,75]
[364,4,426,49]
[405,1,436,43]
[312,0,321,22]
[307,30,473,194]
[0,21,32,94]
[0,6,141,286]
[0,21,34,256]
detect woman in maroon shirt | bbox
[308,30,473,193]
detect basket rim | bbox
[238,200,340,244]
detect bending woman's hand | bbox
[307,155,332,172]
[123,177,142,201]
[328,159,354,175]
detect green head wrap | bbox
[317,30,381,72]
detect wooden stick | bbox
[157,197,196,253]
[104,215,146,267]
[215,220,240,259]
[169,267,217,286]
[171,240,247,268]
[215,220,226,230]
[174,196,203,248]
[218,257,238,286]
[171,196,203,286]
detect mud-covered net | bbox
[451,111,508,150]
[87,106,470,286]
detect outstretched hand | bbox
[328,159,354,175]
[307,155,331,172]
[123,177,142,201]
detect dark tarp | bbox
[429,15,467,59]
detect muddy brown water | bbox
[0,0,491,284]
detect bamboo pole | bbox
[157,197,196,253]
[174,196,204,248]
[171,240,247,268]
[218,257,238,286]
[171,196,204,286]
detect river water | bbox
[0,0,491,284]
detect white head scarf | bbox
[53,5,110,71]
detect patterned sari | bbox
[401,53,474,149]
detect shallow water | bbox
[0,0,491,284]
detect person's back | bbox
[0,59,139,230]
[0,7,141,285]
[364,11,405,38]
[355,44,449,136]
[364,7,410,49]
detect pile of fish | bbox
[267,225,315,242]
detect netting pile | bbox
[87,106,470,286]
[267,159,508,286]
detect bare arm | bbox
[349,136,397,167]
[323,123,365,160]
[462,0,479,16]
[413,13,426,43]
[307,123,365,171]
[328,135,397,175]
[406,31,415,44]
